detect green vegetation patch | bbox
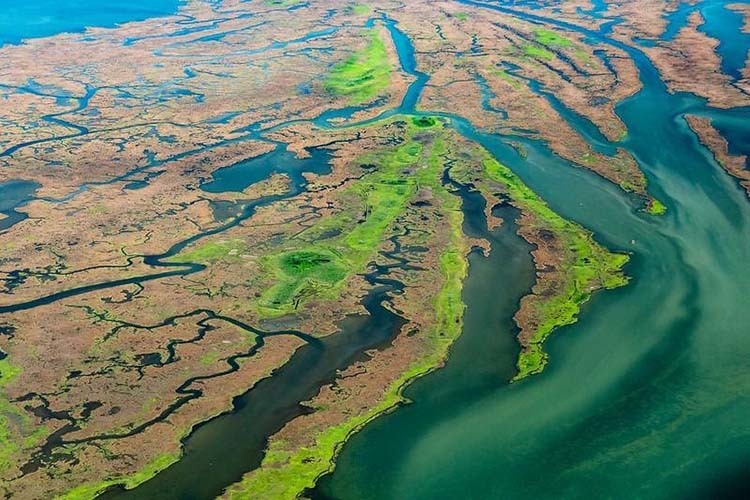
[223,127,469,500]
[324,30,392,104]
[0,357,49,476]
[260,248,348,310]
[257,120,442,315]
[412,115,438,128]
[534,28,592,63]
[534,28,572,47]
[493,67,523,90]
[349,3,370,15]
[0,359,21,474]
[167,239,247,264]
[523,43,555,61]
[645,198,667,215]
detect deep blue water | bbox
[0,0,183,46]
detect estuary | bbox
[0,0,748,498]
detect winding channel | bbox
[1,1,749,498]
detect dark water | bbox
[0,0,183,46]
[101,296,406,500]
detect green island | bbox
[453,154,629,379]
[645,197,668,215]
[441,150,627,381]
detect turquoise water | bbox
[200,147,331,193]
[0,0,183,45]
[699,2,750,81]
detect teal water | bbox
[0,0,183,46]
[698,2,750,81]
[200,146,331,193]
[314,2,750,499]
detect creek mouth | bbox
[100,229,416,499]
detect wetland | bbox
[0,0,749,499]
